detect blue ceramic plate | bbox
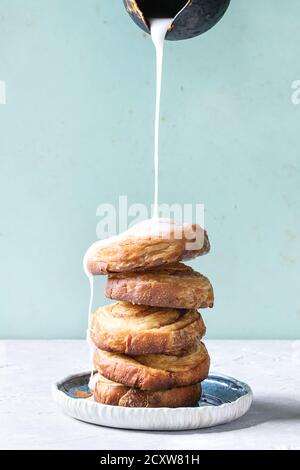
[53,372,253,430]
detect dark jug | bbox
[123,0,231,41]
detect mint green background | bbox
[0,0,299,339]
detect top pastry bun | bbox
[84,218,210,275]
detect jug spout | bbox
[123,0,231,41]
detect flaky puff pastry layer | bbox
[85,219,210,275]
[90,301,206,356]
[94,341,210,391]
[105,262,214,309]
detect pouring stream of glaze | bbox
[150,18,172,218]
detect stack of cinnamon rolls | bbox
[85,219,214,408]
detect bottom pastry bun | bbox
[90,373,201,408]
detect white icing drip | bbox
[88,372,100,393]
[83,252,96,379]
[150,18,172,218]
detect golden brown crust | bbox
[86,219,210,275]
[94,341,210,391]
[93,374,201,408]
[90,301,206,356]
[105,263,214,309]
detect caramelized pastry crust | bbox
[90,301,206,355]
[94,341,210,391]
[85,219,210,275]
[105,262,214,309]
[91,373,201,408]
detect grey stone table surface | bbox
[0,340,300,450]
